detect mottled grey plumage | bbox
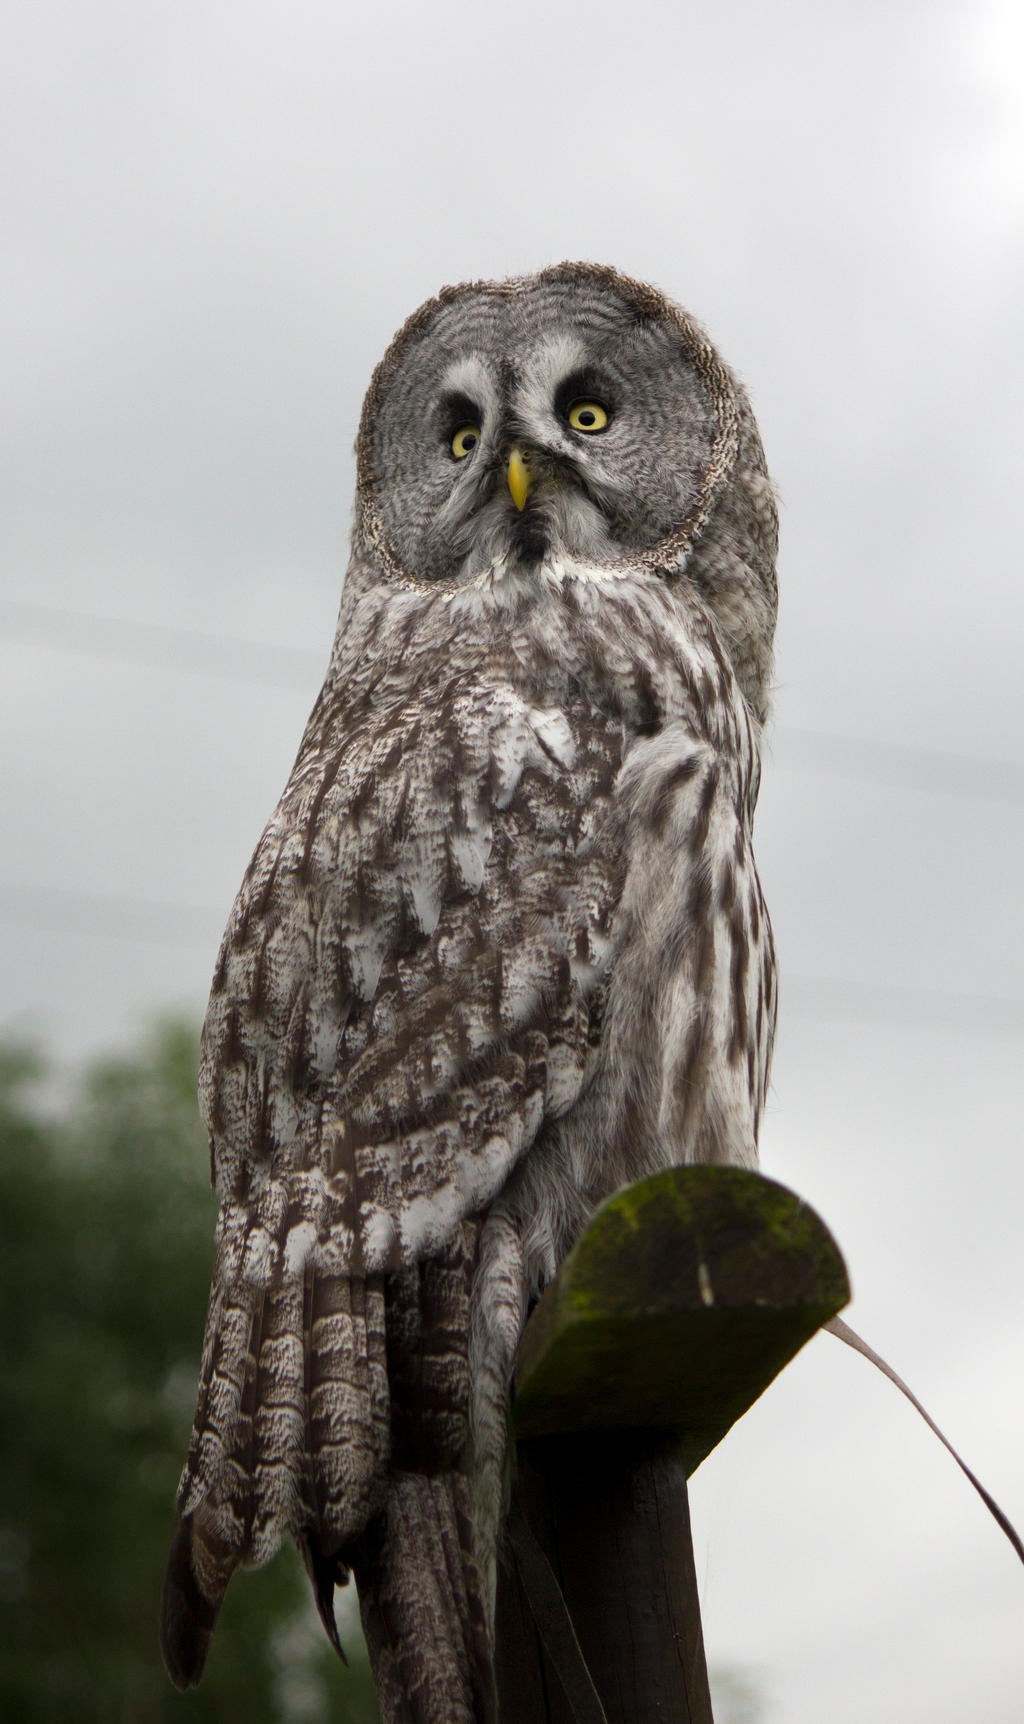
[161,262,779,1720]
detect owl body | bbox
[162,265,778,1721]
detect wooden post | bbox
[495,1167,850,1724]
[496,1432,714,1723]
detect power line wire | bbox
[0,884,220,942]
[3,882,1021,1038]
[772,728,1024,806]
[1,596,323,689]
[4,596,1022,803]
[781,972,1024,1040]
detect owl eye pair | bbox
[450,397,610,461]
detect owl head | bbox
[353,263,778,719]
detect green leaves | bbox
[0,1022,379,1724]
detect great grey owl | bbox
[160,262,779,1721]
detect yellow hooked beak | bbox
[506,446,532,512]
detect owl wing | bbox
[203,673,625,1276]
[162,671,626,1690]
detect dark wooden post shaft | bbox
[496,1433,713,1723]
[494,1167,851,1724]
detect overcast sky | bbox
[3,3,1023,1719]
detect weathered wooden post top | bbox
[495,1164,851,1724]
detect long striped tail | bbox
[160,1261,390,1688]
[160,1219,498,1719]
[351,1469,497,1723]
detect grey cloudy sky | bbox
[3,2,1022,1718]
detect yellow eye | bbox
[451,424,481,459]
[567,400,609,433]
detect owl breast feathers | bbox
[161,262,779,1722]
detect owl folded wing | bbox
[200,675,626,1291]
[163,677,626,1673]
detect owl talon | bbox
[299,1532,350,1666]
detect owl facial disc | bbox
[354,264,774,696]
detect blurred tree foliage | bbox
[0,1021,379,1724]
[0,1018,767,1723]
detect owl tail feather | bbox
[159,1513,224,1690]
[160,1260,390,1690]
[350,1469,498,1724]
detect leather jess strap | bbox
[825,1316,1024,1565]
[506,1496,610,1724]
[509,1318,1024,1724]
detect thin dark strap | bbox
[506,1497,610,1724]
[825,1315,1024,1565]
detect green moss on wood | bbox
[512,1167,850,1473]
